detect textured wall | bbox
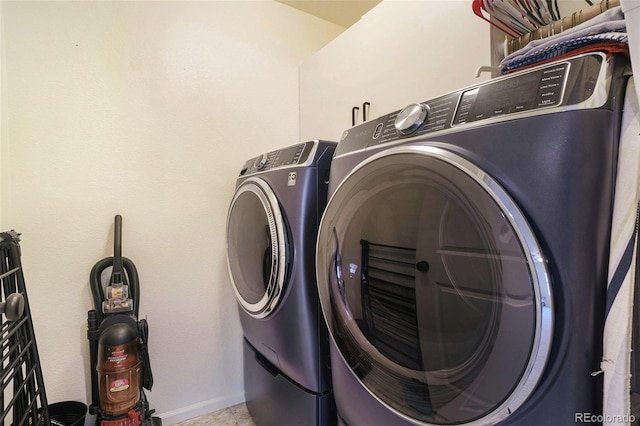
[0,1,342,423]
[299,0,492,142]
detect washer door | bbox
[316,145,553,425]
[227,177,289,319]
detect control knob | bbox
[254,154,268,170]
[395,103,429,135]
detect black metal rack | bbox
[0,231,49,425]
[360,239,422,370]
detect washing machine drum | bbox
[227,177,289,319]
[316,145,554,425]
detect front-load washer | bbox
[315,52,631,425]
[226,140,337,425]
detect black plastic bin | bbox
[48,401,87,426]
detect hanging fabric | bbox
[603,77,640,426]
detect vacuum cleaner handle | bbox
[89,213,141,322]
[112,214,124,285]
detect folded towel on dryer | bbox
[501,6,627,73]
[502,34,628,73]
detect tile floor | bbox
[173,403,256,426]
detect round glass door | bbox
[227,177,288,319]
[316,145,553,425]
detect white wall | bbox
[299,0,492,142]
[298,0,598,142]
[0,1,342,423]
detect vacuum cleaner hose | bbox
[89,257,140,323]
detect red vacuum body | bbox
[98,321,142,417]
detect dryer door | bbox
[316,145,553,425]
[227,177,289,319]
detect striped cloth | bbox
[500,6,627,73]
[501,32,628,73]
[603,77,639,426]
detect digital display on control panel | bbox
[268,143,311,169]
[453,63,568,125]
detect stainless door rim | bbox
[317,144,554,425]
[227,177,287,319]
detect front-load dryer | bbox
[226,140,337,425]
[315,52,631,425]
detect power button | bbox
[373,123,384,139]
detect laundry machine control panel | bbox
[239,141,317,176]
[394,103,430,135]
[338,53,614,154]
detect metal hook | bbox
[475,65,501,78]
[362,102,370,122]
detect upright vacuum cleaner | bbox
[87,215,161,426]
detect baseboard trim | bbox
[154,392,246,425]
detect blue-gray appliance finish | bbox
[227,140,337,425]
[315,52,631,426]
